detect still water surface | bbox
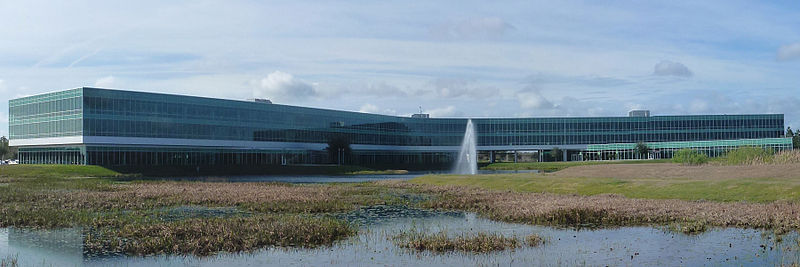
[2,206,798,266]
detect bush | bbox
[716,147,773,165]
[671,149,708,165]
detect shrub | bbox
[717,147,773,165]
[671,149,708,165]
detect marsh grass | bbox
[666,220,709,235]
[0,175,425,256]
[383,182,800,231]
[525,234,544,246]
[84,214,355,256]
[0,254,18,267]
[393,230,520,253]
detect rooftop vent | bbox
[411,113,430,118]
[253,98,272,104]
[628,110,650,117]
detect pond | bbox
[130,169,538,183]
[2,206,798,266]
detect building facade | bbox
[9,87,792,166]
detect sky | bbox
[1,0,800,137]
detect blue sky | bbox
[2,0,800,137]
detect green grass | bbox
[410,173,800,202]
[344,169,409,175]
[481,159,671,172]
[0,164,125,179]
[0,164,409,178]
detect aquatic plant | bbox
[394,230,520,253]
[84,214,355,256]
[525,234,544,246]
[0,254,18,267]
[666,220,709,235]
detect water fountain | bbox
[453,119,477,175]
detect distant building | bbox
[8,87,792,166]
[628,110,650,117]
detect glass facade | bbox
[8,88,83,140]
[8,87,791,166]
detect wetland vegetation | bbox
[393,230,531,253]
[1,159,800,264]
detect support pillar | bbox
[489,151,495,163]
[563,149,568,162]
[514,151,518,163]
[539,150,543,162]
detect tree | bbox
[788,127,795,138]
[0,136,9,160]
[325,135,352,165]
[550,147,562,161]
[635,142,649,159]
[794,135,800,149]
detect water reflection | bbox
[2,208,798,266]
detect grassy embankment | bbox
[481,159,670,172]
[411,172,800,203]
[406,150,800,233]
[0,164,424,256]
[0,164,409,179]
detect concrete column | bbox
[489,151,494,163]
[563,149,568,162]
[514,151,518,163]
[539,150,543,162]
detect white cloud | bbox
[94,76,115,88]
[253,71,315,102]
[777,42,800,61]
[359,103,379,113]
[517,91,554,109]
[358,103,397,115]
[424,77,497,98]
[429,17,514,41]
[653,60,693,77]
[427,106,459,117]
[689,99,709,113]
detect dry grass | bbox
[525,234,544,246]
[0,180,401,255]
[84,214,354,256]
[771,151,800,165]
[394,230,521,253]
[383,181,800,231]
[550,163,800,180]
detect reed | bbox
[525,234,544,246]
[84,214,355,256]
[394,230,520,253]
[666,220,709,235]
[0,254,18,267]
